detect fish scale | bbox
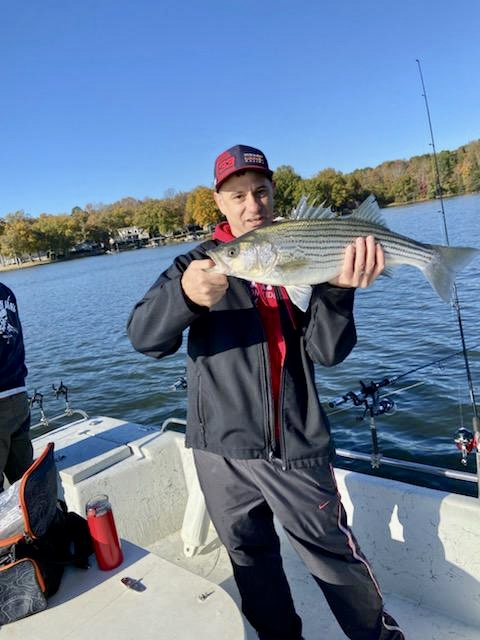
[261,221,435,268]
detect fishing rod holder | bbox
[329,378,396,468]
[454,427,478,466]
[30,382,89,431]
[29,390,47,424]
[52,381,70,410]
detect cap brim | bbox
[215,166,274,191]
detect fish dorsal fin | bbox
[291,194,389,228]
[291,196,334,220]
[348,194,388,227]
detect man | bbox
[127,144,404,639]
[0,282,33,491]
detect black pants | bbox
[193,450,405,640]
[0,392,33,491]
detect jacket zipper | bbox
[278,366,288,471]
[244,279,276,462]
[274,287,288,471]
[196,375,207,447]
[260,341,276,460]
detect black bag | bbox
[0,443,93,625]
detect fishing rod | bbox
[416,59,479,449]
[329,343,479,469]
[328,343,480,409]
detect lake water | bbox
[2,194,479,492]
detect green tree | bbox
[157,192,188,232]
[71,206,89,242]
[330,175,349,209]
[133,199,165,236]
[85,206,110,244]
[100,197,138,233]
[272,165,302,215]
[393,174,417,202]
[300,168,340,206]
[32,214,77,255]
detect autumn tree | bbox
[0,211,36,260]
[185,187,220,227]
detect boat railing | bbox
[335,448,478,484]
[159,417,480,494]
[30,407,89,433]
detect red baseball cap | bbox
[214,144,273,191]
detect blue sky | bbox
[1,0,479,216]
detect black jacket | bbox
[127,240,357,469]
[0,283,27,393]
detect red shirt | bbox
[213,222,295,441]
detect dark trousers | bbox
[193,450,405,640]
[0,392,33,491]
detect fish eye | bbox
[227,246,239,258]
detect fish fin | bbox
[347,194,389,227]
[290,193,388,226]
[424,245,480,302]
[291,196,334,220]
[285,285,313,312]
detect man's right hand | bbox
[181,259,229,308]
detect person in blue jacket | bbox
[0,282,33,490]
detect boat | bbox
[2,394,479,639]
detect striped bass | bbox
[206,195,479,311]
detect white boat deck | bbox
[10,415,479,640]
[4,540,244,640]
[148,523,480,640]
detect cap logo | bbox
[243,152,265,166]
[216,151,235,180]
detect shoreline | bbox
[1,191,476,273]
[0,257,54,273]
[0,237,211,274]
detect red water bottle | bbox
[86,494,124,571]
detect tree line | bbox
[1,139,479,262]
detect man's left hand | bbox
[329,236,385,289]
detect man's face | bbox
[213,171,274,238]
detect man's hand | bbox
[181,259,229,308]
[329,236,385,289]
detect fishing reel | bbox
[329,378,396,420]
[329,378,396,469]
[171,369,187,391]
[454,428,478,466]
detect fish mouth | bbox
[205,250,226,273]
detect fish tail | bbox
[424,245,479,302]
